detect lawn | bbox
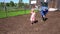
[0,10,31,18]
[8,10,31,16]
[0,10,6,18]
[0,9,38,18]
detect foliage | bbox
[10,1,15,7]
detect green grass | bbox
[0,10,38,18]
[0,10,30,18]
[0,11,6,18]
[8,10,30,16]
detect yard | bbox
[0,11,60,34]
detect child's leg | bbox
[41,15,45,21]
[30,20,33,25]
[42,11,48,21]
[40,11,45,21]
[31,21,34,24]
[30,18,34,24]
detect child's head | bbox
[32,4,35,8]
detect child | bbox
[40,2,48,21]
[30,5,36,24]
[40,8,48,21]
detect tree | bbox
[24,3,29,8]
[6,3,10,7]
[19,0,22,3]
[0,2,4,7]
[10,1,15,7]
[18,0,23,8]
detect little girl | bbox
[30,5,36,24]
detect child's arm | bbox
[30,10,32,14]
[30,8,34,13]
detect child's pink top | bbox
[30,9,36,21]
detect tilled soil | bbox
[0,11,60,34]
